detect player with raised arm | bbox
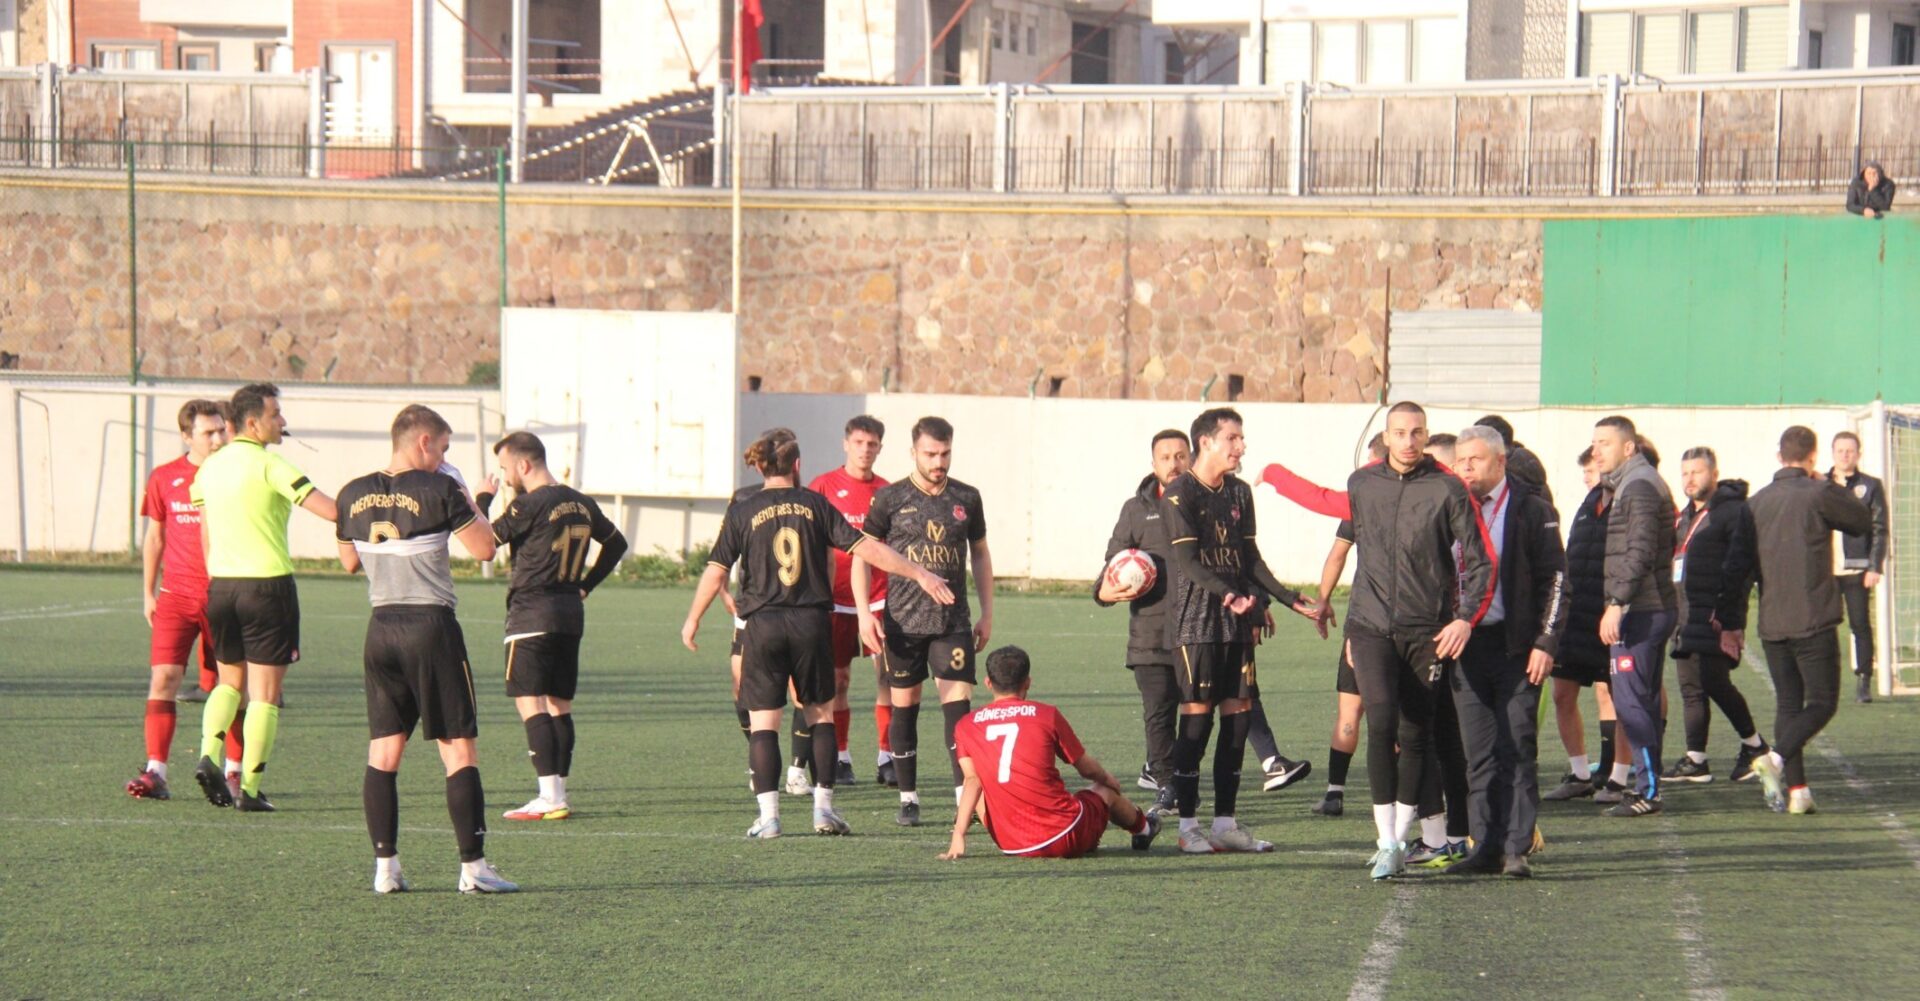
[1160,408,1319,854]
[851,417,994,828]
[477,431,629,822]
[126,400,230,800]
[940,646,1161,860]
[189,383,337,812]
[682,429,954,837]
[803,415,892,788]
[337,405,517,894]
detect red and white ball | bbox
[1104,548,1157,593]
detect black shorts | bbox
[1336,647,1360,696]
[364,605,477,742]
[207,576,300,667]
[505,633,582,700]
[1551,657,1607,687]
[739,606,834,711]
[878,624,977,689]
[730,618,746,657]
[1175,643,1257,705]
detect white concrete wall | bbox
[1,381,1878,586]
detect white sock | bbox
[1567,754,1589,779]
[1371,803,1395,843]
[555,776,567,803]
[1325,783,1344,795]
[537,774,560,803]
[1741,733,1763,748]
[787,765,807,779]
[837,750,852,764]
[1393,801,1418,842]
[1180,816,1201,833]
[376,855,400,879]
[460,858,491,877]
[877,750,892,767]
[146,759,167,779]
[901,790,920,805]
[224,757,242,775]
[1686,750,1707,764]
[813,786,833,811]
[755,790,779,821]
[1211,815,1236,834]
[1261,756,1277,771]
[1610,762,1631,785]
[1421,816,1447,847]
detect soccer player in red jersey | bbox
[940,646,1162,860]
[806,415,891,787]
[127,400,231,799]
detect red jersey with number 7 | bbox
[953,699,1087,855]
[808,467,888,612]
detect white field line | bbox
[1346,880,1416,1001]
[0,597,138,622]
[1653,819,1727,1001]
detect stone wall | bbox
[0,173,1823,400]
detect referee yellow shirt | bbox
[189,437,316,578]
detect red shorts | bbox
[1012,790,1111,859]
[830,613,865,669]
[150,587,215,689]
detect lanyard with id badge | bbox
[1673,507,1708,583]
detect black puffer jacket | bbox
[1672,480,1757,658]
[1092,474,1174,667]
[1507,445,1553,508]
[1829,469,1888,573]
[1485,475,1570,659]
[1561,485,1610,671]
[1344,456,1495,637]
[1601,452,1678,613]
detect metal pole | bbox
[13,387,26,562]
[307,67,324,178]
[475,394,493,579]
[731,4,744,316]
[1865,399,1894,694]
[496,148,508,307]
[510,0,528,183]
[1600,74,1620,197]
[126,141,139,556]
[993,82,1011,193]
[1288,81,1307,195]
[712,79,728,189]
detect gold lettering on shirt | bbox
[750,502,818,531]
[349,493,421,518]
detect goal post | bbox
[1876,402,1918,695]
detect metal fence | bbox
[0,127,503,182]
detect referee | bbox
[189,383,336,811]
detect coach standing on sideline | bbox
[1093,429,1189,816]
[1442,426,1567,878]
[1748,426,1872,816]
[1591,416,1677,818]
[1827,431,1888,703]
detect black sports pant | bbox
[1131,663,1177,786]
[1347,630,1440,808]
[1608,609,1675,800]
[1451,627,1540,858]
[1837,574,1874,677]
[1674,650,1758,754]
[1762,629,1842,788]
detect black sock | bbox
[364,766,399,858]
[1328,747,1353,789]
[890,704,921,793]
[790,708,811,773]
[553,713,574,777]
[811,721,838,790]
[444,766,487,863]
[1598,719,1617,785]
[748,730,780,795]
[1172,713,1214,820]
[942,700,972,788]
[523,712,559,778]
[1213,711,1250,819]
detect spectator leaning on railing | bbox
[1846,162,1896,218]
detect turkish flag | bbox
[738,0,765,93]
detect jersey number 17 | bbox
[552,525,591,581]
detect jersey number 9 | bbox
[773,527,803,587]
[552,525,592,582]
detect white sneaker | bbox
[748,815,782,839]
[1788,786,1818,815]
[1178,827,1216,854]
[784,766,814,796]
[457,859,520,894]
[502,796,570,821]
[373,863,410,895]
[813,807,850,835]
[1207,824,1275,853]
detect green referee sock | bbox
[240,702,280,796]
[199,685,244,763]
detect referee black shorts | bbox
[739,606,834,711]
[364,604,477,742]
[504,633,582,700]
[1551,656,1607,688]
[207,576,300,667]
[1176,642,1257,706]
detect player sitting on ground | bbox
[941,645,1162,860]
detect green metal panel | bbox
[1543,215,1920,406]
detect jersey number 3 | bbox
[551,525,592,582]
[985,722,1020,783]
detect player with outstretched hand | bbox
[682,428,955,838]
[477,431,629,823]
[940,645,1162,860]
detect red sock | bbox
[1123,809,1147,835]
[875,703,893,752]
[144,699,177,763]
[834,709,851,753]
[225,706,246,764]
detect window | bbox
[1411,18,1460,82]
[1689,11,1735,73]
[1027,22,1036,56]
[92,43,160,70]
[1364,21,1409,85]
[1894,24,1915,66]
[1069,21,1110,83]
[1164,41,1186,84]
[1740,6,1788,71]
[1808,30,1823,69]
[1009,12,1019,53]
[178,44,218,72]
[1580,12,1632,76]
[991,12,1003,51]
[1314,21,1359,84]
[1268,22,1312,80]
[1636,13,1683,75]
[254,42,291,72]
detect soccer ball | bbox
[1104,548,1157,593]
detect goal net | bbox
[1880,406,1920,695]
